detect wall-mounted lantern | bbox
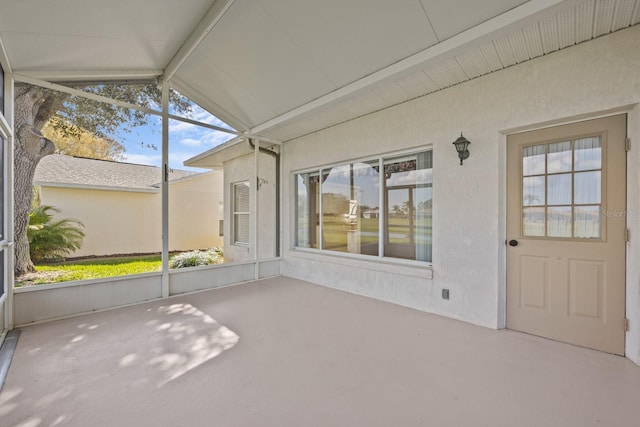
[452,133,471,166]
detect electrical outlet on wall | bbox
[442,289,450,300]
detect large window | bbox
[295,149,432,262]
[232,181,250,245]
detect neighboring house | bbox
[34,154,223,258]
[362,209,379,220]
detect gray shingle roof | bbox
[34,154,200,192]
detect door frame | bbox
[0,63,14,335]
[498,106,638,360]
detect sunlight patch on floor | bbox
[139,303,239,386]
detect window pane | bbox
[547,173,571,205]
[547,206,572,237]
[574,137,601,171]
[523,207,545,237]
[523,145,545,176]
[296,172,319,249]
[320,162,381,255]
[384,151,432,262]
[547,141,571,173]
[574,171,601,204]
[574,206,601,239]
[234,182,249,212]
[353,161,380,256]
[233,182,250,244]
[234,214,249,244]
[321,165,350,252]
[523,176,545,206]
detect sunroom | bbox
[1,1,640,425]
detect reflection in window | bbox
[320,162,380,255]
[295,150,431,263]
[296,172,320,248]
[521,136,602,239]
[384,152,432,262]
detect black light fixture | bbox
[452,132,471,165]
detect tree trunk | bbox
[13,86,65,275]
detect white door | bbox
[507,115,627,355]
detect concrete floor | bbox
[0,276,639,427]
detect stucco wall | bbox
[276,26,640,363]
[223,151,277,262]
[168,172,224,251]
[39,171,223,257]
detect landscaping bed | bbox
[15,248,223,287]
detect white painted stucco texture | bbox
[278,26,640,364]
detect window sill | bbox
[289,247,433,279]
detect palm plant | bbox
[28,205,85,263]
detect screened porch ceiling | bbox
[1,0,639,157]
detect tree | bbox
[28,205,85,263]
[42,118,125,161]
[402,200,414,216]
[14,83,191,274]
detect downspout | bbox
[249,139,280,257]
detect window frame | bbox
[231,181,250,246]
[293,146,433,265]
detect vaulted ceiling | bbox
[1,0,639,143]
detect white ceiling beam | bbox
[0,34,12,73]
[167,112,241,136]
[14,70,163,83]
[163,0,236,82]
[13,74,240,137]
[251,0,584,135]
[14,73,163,116]
[169,76,250,132]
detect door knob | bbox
[508,239,518,247]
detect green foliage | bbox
[15,248,226,287]
[55,84,192,141]
[16,256,162,286]
[43,118,126,161]
[169,248,224,269]
[28,205,85,263]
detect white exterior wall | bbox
[276,26,640,364]
[40,187,161,256]
[223,152,277,262]
[39,172,223,257]
[168,172,224,251]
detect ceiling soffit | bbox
[252,0,640,142]
[174,0,531,132]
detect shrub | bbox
[28,205,85,263]
[169,248,224,269]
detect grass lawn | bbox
[16,255,162,287]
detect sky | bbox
[117,102,236,172]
